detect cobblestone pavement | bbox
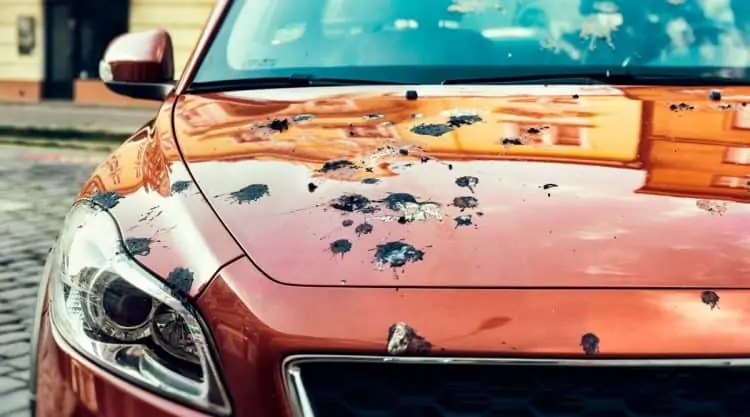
[0,144,104,417]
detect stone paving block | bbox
[0,389,30,415]
[0,333,28,346]
[3,408,31,417]
[0,377,25,394]
[0,326,23,338]
[0,147,101,414]
[0,342,30,360]
[8,371,28,382]
[0,289,39,303]
[0,316,19,327]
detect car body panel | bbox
[172,84,750,288]
[197,255,750,416]
[76,97,244,297]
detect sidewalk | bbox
[0,101,158,138]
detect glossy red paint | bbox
[168,85,750,289]
[101,30,174,83]
[197,256,750,417]
[34,313,208,417]
[77,97,244,297]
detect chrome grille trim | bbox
[281,355,750,417]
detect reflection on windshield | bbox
[195,0,750,83]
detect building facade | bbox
[0,0,214,108]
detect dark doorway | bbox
[43,0,129,100]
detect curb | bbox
[0,125,126,142]
[0,136,119,153]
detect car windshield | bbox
[193,0,750,85]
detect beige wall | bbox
[0,0,212,104]
[129,0,215,79]
[0,0,44,82]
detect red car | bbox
[29,0,750,416]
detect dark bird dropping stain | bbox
[373,241,425,269]
[379,193,418,211]
[455,176,479,193]
[330,239,352,256]
[361,178,380,184]
[701,290,720,310]
[541,183,558,197]
[502,137,524,146]
[386,322,432,355]
[293,113,315,122]
[91,191,123,210]
[580,333,600,355]
[454,215,473,228]
[227,184,270,204]
[447,114,482,127]
[330,194,375,213]
[170,180,193,195]
[410,123,453,137]
[307,182,318,193]
[124,237,154,257]
[319,159,358,173]
[342,219,354,227]
[355,222,374,236]
[453,196,479,211]
[166,267,194,296]
[266,118,289,132]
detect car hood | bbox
[173,84,750,288]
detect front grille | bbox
[295,360,750,417]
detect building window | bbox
[723,147,750,165]
[76,0,129,79]
[711,175,750,190]
[733,107,750,130]
[504,122,588,148]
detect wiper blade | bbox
[189,74,407,93]
[442,71,750,86]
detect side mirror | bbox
[99,29,175,101]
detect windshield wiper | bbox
[189,74,407,93]
[442,71,750,86]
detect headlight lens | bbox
[48,200,231,415]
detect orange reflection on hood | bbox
[172,86,643,181]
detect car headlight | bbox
[48,200,231,415]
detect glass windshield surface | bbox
[193,0,750,84]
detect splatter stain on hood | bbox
[330,194,375,213]
[355,222,374,236]
[319,159,359,173]
[410,123,454,137]
[170,180,193,195]
[701,290,720,310]
[166,267,195,296]
[90,191,123,210]
[386,322,432,355]
[580,333,600,355]
[220,184,270,204]
[123,237,154,257]
[452,196,479,210]
[455,176,479,193]
[329,238,352,256]
[454,215,474,228]
[373,241,425,270]
[379,193,419,210]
